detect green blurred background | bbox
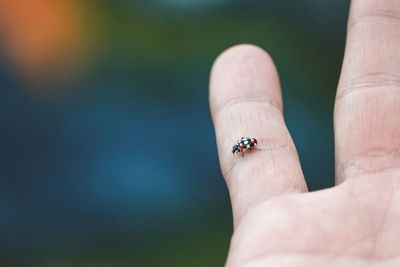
[0,1,349,266]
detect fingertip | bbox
[209,44,282,114]
[211,44,275,74]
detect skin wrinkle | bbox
[318,189,378,260]
[241,252,400,267]
[236,237,384,267]
[373,178,400,261]
[226,145,304,226]
[211,95,283,121]
[215,101,295,180]
[335,84,400,181]
[236,235,386,266]
[370,184,395,261]
[227,196,294,266]
[230,189,303,230]
[343,181,376,243]
[226,144,298,190]
[341,148,400,178]
[226,136,292,182]
[336,72,400,101]
[340,176,400,262]
[340,178,400,261]
[348,11,400,31]
[325,196,374,259]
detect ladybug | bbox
[232,137,258,157]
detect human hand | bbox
[209,1,400,266]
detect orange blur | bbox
[0,0,88,89]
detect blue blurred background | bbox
[0,1,349,266]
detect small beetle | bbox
[232,137,258,157]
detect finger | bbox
[334,0,400,183]
[210,44,307,226]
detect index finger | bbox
[210,44,307,226]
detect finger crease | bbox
[349,11,400,31]
[224,137,293,182]
[212,96,282,119]
[336,72,400,101]
[341,148,400,178]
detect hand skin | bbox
[209,1,400,266]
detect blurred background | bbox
[0,1,349,266]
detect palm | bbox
[227,174,400,266]
[209,1,400,266]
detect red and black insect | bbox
[232,137,258,157]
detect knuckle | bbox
[349,8,400,31]
[341,148,400,178]
[336,72,400,101]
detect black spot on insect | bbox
[232,137,258,157]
